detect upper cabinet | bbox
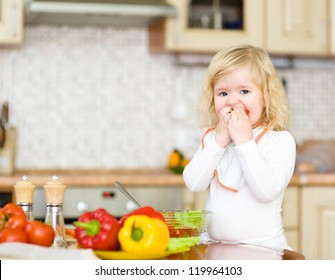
[266,0,329,56]
[0,0,24,45]
[149,0,335,56]
[149,0,264,53]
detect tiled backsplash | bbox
[0,26,334,169]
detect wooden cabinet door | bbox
[183,187,208,210]
[0,0,24,45]
[150,0,264,53]
[301,187,335,259]
[266,0,328,55]
[282,186,301,252]
[331,0,335,54]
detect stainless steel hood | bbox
[25,0,177,27]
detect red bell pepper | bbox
[0,203,27,230]
[118,206,166,227]
[74,208,121,251]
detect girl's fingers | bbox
[219,106,232,117]
[239,107,249,118]
[232,107,248,119]
[223,114,231,123]
[230,110,238,121]
[218,107,232,124]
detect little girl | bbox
[183,45,296,250]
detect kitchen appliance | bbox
[24,0,177,27]
[32,185,183,224]
[0,193,12,208]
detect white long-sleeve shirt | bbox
[183,126,296,249]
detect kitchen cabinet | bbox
[301,186,335,260]
[149,0,264,53]
[265,0,329,56]
[282,185,301,252]
[332,0,335,54]
[183,187,208,210]
[0,0,24,45]
[150,0,335,56]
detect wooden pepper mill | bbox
[43,175,67,248]
[13,175,36,221]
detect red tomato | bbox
[0,203,27,230]
[25,221,55,247]
[0,228,28,243]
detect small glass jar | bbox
[44,203,67,248]
[43,175,67,248]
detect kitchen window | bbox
[188,0,243,30]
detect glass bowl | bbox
[160,210,212,238]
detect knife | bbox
[0,102,5,148]
[1,101,9,127]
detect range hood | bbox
[25,0,177,27]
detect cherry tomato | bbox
[0,203,27,230]
[168,227,198,238]
[25,221,55,247]
[0,228,28,243]
[65,227,75,238]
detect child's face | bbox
[213,65,263,126]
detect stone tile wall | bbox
[0,26,334,169]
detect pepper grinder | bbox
[43,175,67,248]
[13,175,36,221]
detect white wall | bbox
[1,26,334,169]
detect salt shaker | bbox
[43,175,67,248]
[13,175,36,221]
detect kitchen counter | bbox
[0,242,305,260]
[1,168,335,192]
[290,172,335,186]
[169,243,305,260]
[0,168,186,192]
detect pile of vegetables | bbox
[0,203,55,247]
[168,149,190,174]
[74,206,200,253]
[0,203,200,253]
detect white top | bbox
[183,127,296,249]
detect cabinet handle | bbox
[320,19,327,49]
[11,2,18,39]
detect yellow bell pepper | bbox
[168,149,183,168]
[118,215,170,253]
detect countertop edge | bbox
[1,169,335,191]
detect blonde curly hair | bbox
[197,45,289,131]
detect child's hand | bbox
[228,107,253,145]
[215,106,232,147]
